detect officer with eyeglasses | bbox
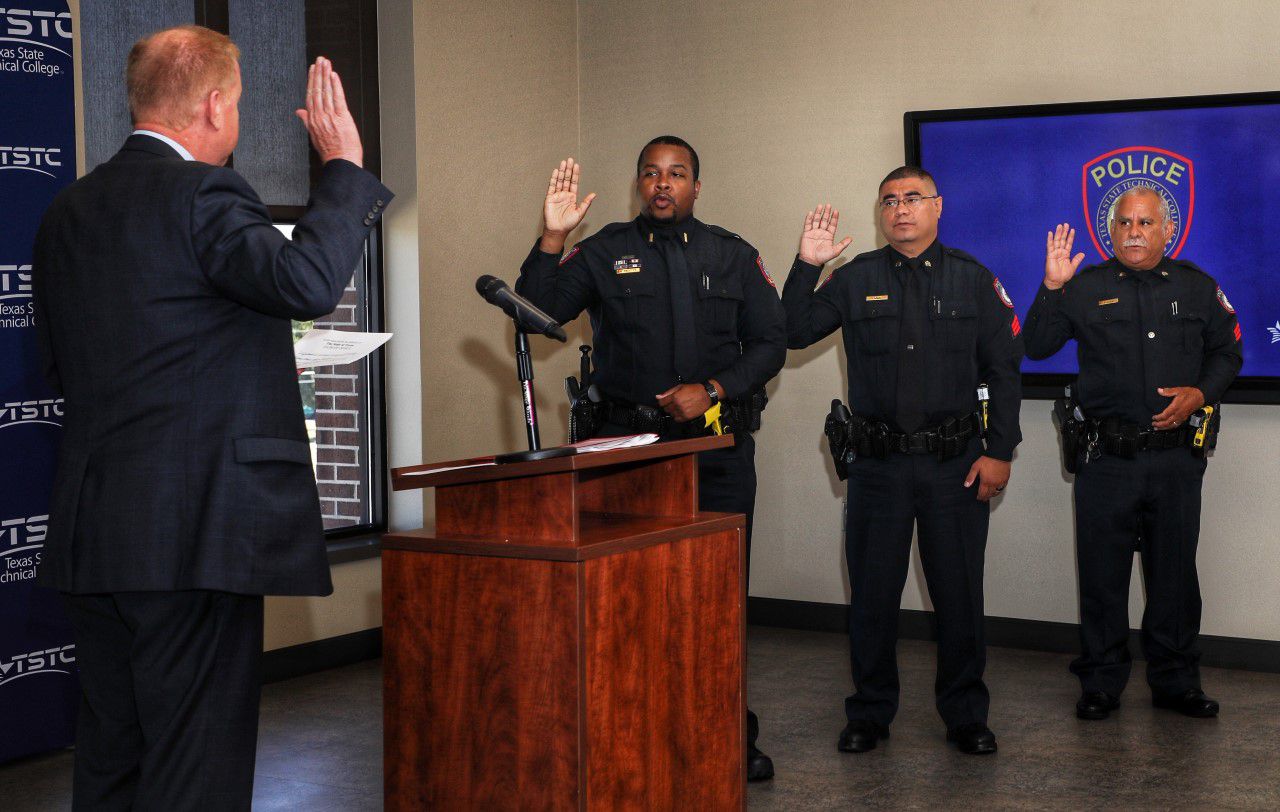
[781,166,1022,756]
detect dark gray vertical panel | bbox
[229,0,308,205]
[80,1,190,171]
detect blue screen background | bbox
[918,104,1280,377]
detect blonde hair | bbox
[127,25,239,129]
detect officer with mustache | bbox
[516,135,786,781]
[1024,186,1242,721]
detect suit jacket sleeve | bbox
[193,158,392,320]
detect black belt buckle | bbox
[906,432,932,454]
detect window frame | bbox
[272,205,388,555]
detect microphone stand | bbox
[495,327,579,464]
[515,329,540,451]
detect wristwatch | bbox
[702,381,720,406]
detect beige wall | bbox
[415,0,583,480]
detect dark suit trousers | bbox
[61,590,264,812]
[844,437,990,730]
[1069,447,1206,698]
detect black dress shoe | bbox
[1152,689,1220,718]
[946,722,997,755]
[837,719,888,753]
[1076,690,1121,720]
[746,745,774,781]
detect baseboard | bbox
[747,596,1280,675]
[262,627,382,684]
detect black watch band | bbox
[702,381,719,405]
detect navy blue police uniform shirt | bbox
[1023,256,1243,425]
[781,241,1024,461]
[517,216,786,405]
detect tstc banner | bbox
[0,0,78,763]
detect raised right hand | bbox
[294,57,363,167]
[540,158,596,254]
[798,204,853,266]
[1044,223,1085,290]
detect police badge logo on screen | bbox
[1082,147,1194,260]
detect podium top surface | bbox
[391,434,733,491]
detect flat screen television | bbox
[906,92,1280,402]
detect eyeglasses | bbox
[879,195,939,210]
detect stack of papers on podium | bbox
[569,434,660,452]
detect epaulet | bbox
[848,247,887,265]
[699,222,742,240]
[942,246,982,265]
[1076,262,1110,277]
[580,220,631,242]
[1166,257,1209,276]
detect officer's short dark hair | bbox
[637,136,700,180]
[879,165,936,193]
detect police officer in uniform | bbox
[1024,188,1242,720]
[515,136,786,781]
[782,167,1022,756]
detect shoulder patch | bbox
[559,245,581,266]
[1216,287,1235,314]
[992,277,1015,309]
[756,255,775,288]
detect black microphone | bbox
[475,275,567,342]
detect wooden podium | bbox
[382,435,745,811]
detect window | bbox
[277,223,385,534]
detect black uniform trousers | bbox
[1070,447,1206,698]
[844,436,990,730]
[61,590,264,812]
[601,421,760,746]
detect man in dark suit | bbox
[31,25,391,809]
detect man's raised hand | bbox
[295,57,363,167]
[798,204,853,266]
[1044,223,1085,290]
[540,158,596,254]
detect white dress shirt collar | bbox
[132,129,195,162]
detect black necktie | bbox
[895,260,926,433]
[658,231,698,382]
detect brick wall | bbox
[313,277,371,529]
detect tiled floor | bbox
[2,626,1277,810]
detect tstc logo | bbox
[0,7,72,40]
[0,645,75,688]
[1,513,46,551]
[1,264,34,329]
[2,514,46,586]
[0,398,64,430]
[0,146,62,177]
[0,263,31,298]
